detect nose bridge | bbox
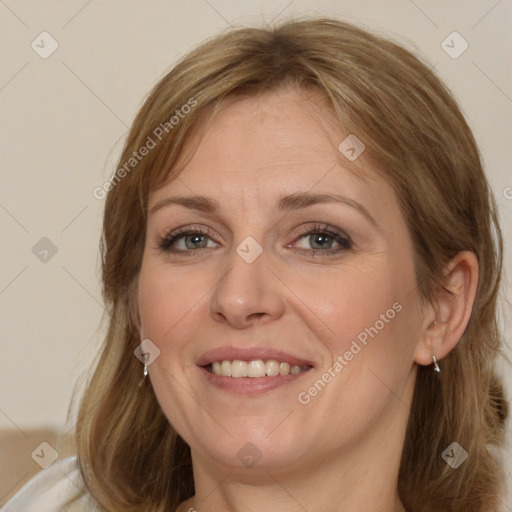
[210,238,285,327]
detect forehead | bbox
[179,88,343,175]
[148,88,395,215]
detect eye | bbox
[157,227,218,254]
[156,223,352,257]
[291,224,352,255]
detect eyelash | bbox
[156,223,353,258]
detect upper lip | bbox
[196,346,315,367]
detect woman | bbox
[5,17,508,512]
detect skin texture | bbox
[137,88,478,512]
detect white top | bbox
[1,456,96,512]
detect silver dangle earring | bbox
[430,320,440,372]
[138,357,149,388]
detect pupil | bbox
[187,235,205,249]
[312,234,331,249]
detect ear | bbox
[414,251,479,367]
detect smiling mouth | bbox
[205,359,313,378]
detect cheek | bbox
[297,274,419,433]
[301,259,420,388]
[137,260,203,341]
[137,261,205,433]
[301,265,400,347]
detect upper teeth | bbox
[210,360,309,378]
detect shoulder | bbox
[1,456,97,512]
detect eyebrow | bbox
[149,192,378,227]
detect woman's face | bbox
[138,88,426,472]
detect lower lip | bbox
[199,366,313,394]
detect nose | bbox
[210,245,286,329]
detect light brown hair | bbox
[74,18,508,512]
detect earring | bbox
[430,319,440,372]
[138,356,149,388]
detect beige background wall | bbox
[1,0,511,507]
